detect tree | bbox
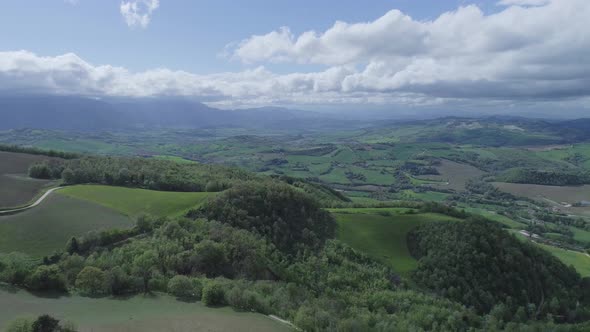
[75,266,107,296]
[167,275,195,299]
[61,168,75,185]
[31,315,59,332]
[192,240,227,277]
[132,250,157,293]
[28,163,51,179]
[65,237,79,255]
[107,266,131,295]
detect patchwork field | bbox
[0,287,292,332]
[0,151,58,208]
[331,209,458,274]
[60,185,213,217]
[0,193,132,257]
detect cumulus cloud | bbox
[2,0,590,111]
[225,0,590,102]
[120,0,159,28]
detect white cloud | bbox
[120,0,159,28]
[497,0,551,6]
[64,0,79,5]
[2,0,590,112]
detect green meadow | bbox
[332,209,458,275]
[0,287,291,332]
[60,185,213,217]
[0,193,132,257]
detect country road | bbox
[0,187,62,215]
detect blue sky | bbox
[0,0,588,115]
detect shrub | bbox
[26,265,66,292]
[75,266,108,296]
[168,275,195,299]
[5,317,34,332]
[201,281,226,306]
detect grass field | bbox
[0,193,132,257]
[509,230,590,277]
[332,209,458,274]
[0,151,58,208]
[537,244,590,277]
[462,206,526,229]
[0,287,292,332]
[60,185,213,217]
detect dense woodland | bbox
[409,220,588,322]
[499,168,590,186]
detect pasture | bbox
[332,209,458,274]
[0,151,58,208]
[0,193,132,257]
[60,185,213,217]
[0,287,292,332]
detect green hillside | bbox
[60,185,213,217]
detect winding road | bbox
[0,187,62,215]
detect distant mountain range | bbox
[0,95,356,131]
[2,95,589,136]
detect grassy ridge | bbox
[60,185,213,217]
[0,193,132,257]
[332,209,458,274]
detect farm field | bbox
[332,209,458,274]
[0,287,292,332]
[493,182,590,203]
[0,151,58,208]
[417,159,486,191]
[493,182,590,216]
[60,185,213,217]
[0,193,132,257]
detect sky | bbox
[0,0,589,116]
